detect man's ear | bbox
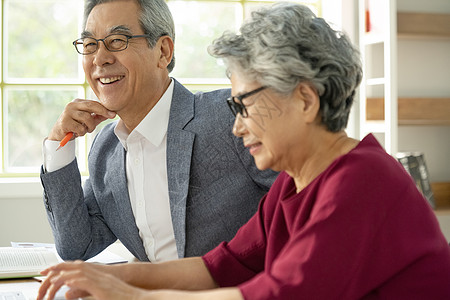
[295,83,320,123]
[157,36,174,69]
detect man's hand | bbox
[48,99,116,141]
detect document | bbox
[0,247,59,279]
[11,242,128,265]
[0,242,127,280]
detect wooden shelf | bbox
[366,97,450,125]
[435,207,450,216]
[432,182,450,210]
[398,12,450,38]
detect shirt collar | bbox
[115,79,174,150]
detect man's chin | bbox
[98,99,121,112]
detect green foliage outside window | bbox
[6,0,80,80]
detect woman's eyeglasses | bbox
[227,86,266,118]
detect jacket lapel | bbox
[109,145,149,261]
[166,79,195,258]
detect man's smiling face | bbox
[82,0,164,120]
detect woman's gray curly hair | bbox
[208,2,362,132]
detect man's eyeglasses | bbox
[73,34,151,55]
[227,86,266,118]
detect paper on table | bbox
[11,242,127,265]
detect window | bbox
[169,0,321,89]
[0,0,321,177]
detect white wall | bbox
[0,198,53,247]
[0,180,53,247]
[397,0,450,14]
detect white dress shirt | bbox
[43,79,178,262]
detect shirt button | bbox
[135,158,140,164]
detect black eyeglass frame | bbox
[227,86,267,118]
[72,34,152,55]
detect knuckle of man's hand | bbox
[66,101,79,112]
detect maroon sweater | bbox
[203,134,450,299]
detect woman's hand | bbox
[36,259,244,300]
[36,261,143,300]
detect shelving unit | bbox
[358,2,450,210]
[358,0,398,154]
[379,12,450,209]
[362,11,450,128]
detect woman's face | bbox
[230,73,315,172]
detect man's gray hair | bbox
[84,0,176,72]
[208,2,362,132]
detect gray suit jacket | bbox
[40,79,277,261]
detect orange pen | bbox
[56,132,74,151]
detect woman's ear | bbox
[295,83,320,123]
[157,36,174,69]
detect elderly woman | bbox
[38,3,450,300]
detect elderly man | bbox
[40,0,277,262]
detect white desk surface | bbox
[0,278,77,299]
[0,279,40,298]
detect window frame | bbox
[0,0,322,183]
